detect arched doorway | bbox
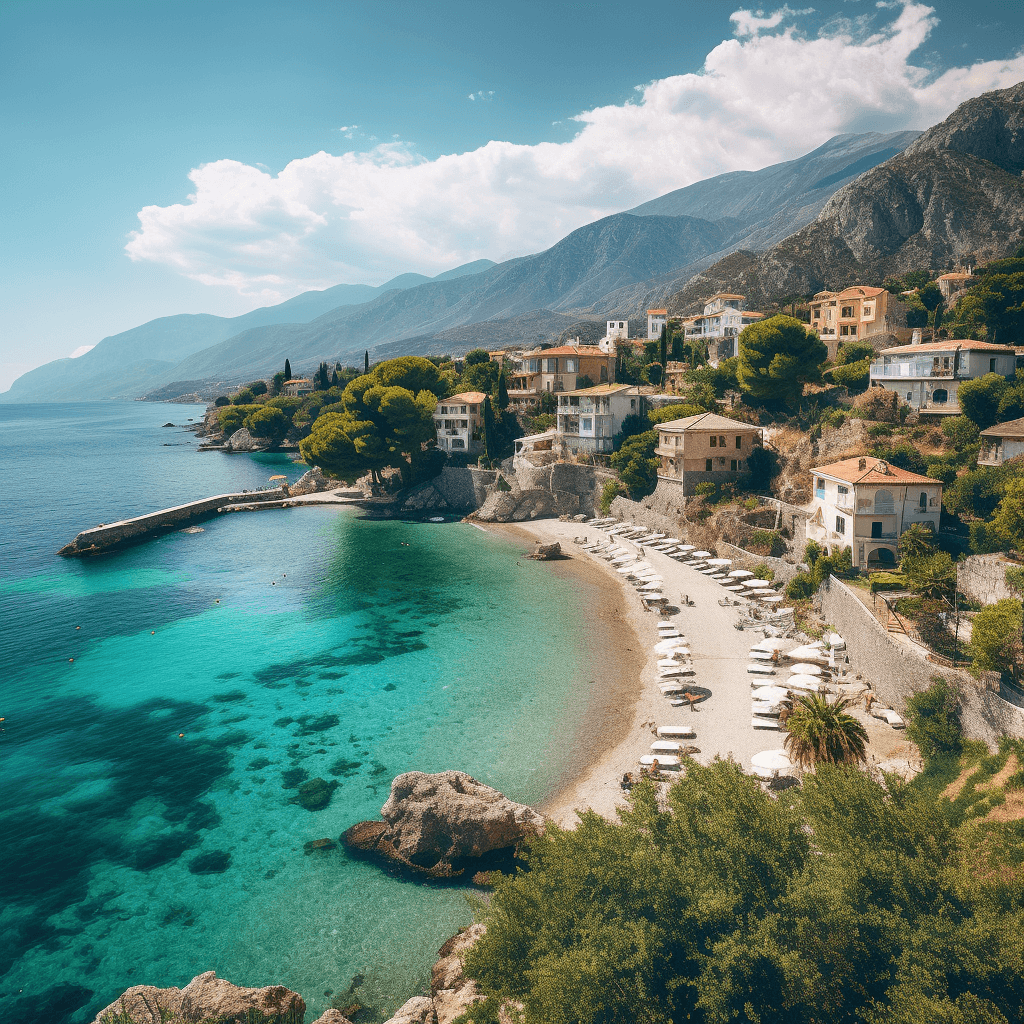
[867,547,897,570]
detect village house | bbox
[979,416,1024,467]
[807,456,942,571]
[506,345,616,408]
[647,309,667,340]
[937,270,974,302]
[432,391,486,454]
[281,378,314,397]
[655,412,764,495]
[809,286,908,360]
[555,383,648,454]
[606,319,630,342]
[868,339,1016,415]
[683,294,764,364]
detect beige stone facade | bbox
[655,411,764,495]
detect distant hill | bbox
[665,82,1024,311]
[1,259,495,402]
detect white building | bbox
[606,319,629,341]
[683,294,764,363]
[807,456,942,571]
[979,416,1024,468]
[868,339,1016,415]
[555,383,648,454]
[647,309,667,340]
[433,391,486,454]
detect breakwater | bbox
[58,488,289,556]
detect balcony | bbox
[856,530,897,541]
[870,360,955,379]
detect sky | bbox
[2,0,1023,392]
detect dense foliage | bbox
[463,758,1024,1024]
[736,315,828,407]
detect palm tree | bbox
[784,694,868,769]
[899,523,936,562]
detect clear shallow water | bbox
[0,404,597,1023]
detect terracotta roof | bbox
[647,308,667,315]
[283,378,312,385]
[811,457,937,486]
[657,412,761,433]
[442,392,487,404]
[561,383,640,397]
[707,293,745,301]
[879,339,1016,355]
[837,285,885,299]
[938,272,973,281]
[528,345,612,357]
[981,416,1024,439]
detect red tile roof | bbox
[811,457,937,485]
[879,339,1016,355]
[647,308,668,315]
[443,392,487,404]
[529,345,612,357]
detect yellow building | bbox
[809,286,906,360]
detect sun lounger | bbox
[656,724,696,738]
[651,740,686,754]
[747,664,776,675]
[752,716,782,730]
[883,710,906,728]
[639,754,681,769]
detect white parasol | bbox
[789,663,823,676]
[751,685,793,702]
[750,749,796,777]
[728,568,755,578]
[787,673,825,691]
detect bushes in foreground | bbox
[462,759,1024,1024]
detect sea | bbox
[0,402,602,1024]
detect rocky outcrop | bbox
[311,1012,355,1024]
[385,995,437,1024]
[526,541,565,560]
[289,467,331,496]
[432,925,487,1024]
[224,427,265,452]
[342,770,545,877]
[91,971,305,1024]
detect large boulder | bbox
[290,467,330,496]
[384,995,437,1024]
[91,971,305,1024]
[342,771,545,877]
[224,428,265,452]
[526,541,564,560]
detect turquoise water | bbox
[0,404,597,1023]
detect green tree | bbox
[482,395,497,461]
[271,370,286,396]
[670,330,683,362]
[905,678,961,763]
[940,414,980,449]
[232,388,255,405]
[247,379,268,396]
[958,372,1008,430]
[932,299,945,336]
[901,551,958,600]
[599,479,626,515]
[645,361,664,386]
[831,357,871,391]
[243,405,292,447]
[737,315,827,407]
[659,329,667,369]
[284,358,292,380]
[496,371,510,411]
[331,369,340,388]
[970,598,1023,676]
[784,694,868,769]
[364,351,369,374]
[610,429,659,498]
[214,395,230,407]
[918,280,942,311]
[898,523,937,561]
[217,404,260,436]
[905,300,929,329]
[989,477,1024,551]
[465,348,491,366]
[835,340,875,365]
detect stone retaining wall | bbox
[718,542,802,586]
[609,494,682,537]
[957,553,1019,606]
[817,575,1024,747]
[59,488,287,556]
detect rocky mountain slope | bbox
[667,82,1024,312]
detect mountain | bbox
[1,259,495,402]
[2,128,928,401]
[666,82,1024,311]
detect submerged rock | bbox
[297,777,338,811]
[304,837,338,855]
[342,770,545,877]
[90,971,304,1024]
[188,850,232,875]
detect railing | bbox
[870,360,954,378]
[856,531,898,541]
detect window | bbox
[719,436,726,447]
[907,392,913,401]
[581,418,592,431]
[600,366,608,382]
[990,358,997,372]
[440,406,448,414]
[919,492,927,510]
[461,405,467,413]
[838,485,849,495]
[735,435,742,448]
[871,522,882,538]
[706,458,713,471]
[849,325,857,336]
[565,359,577,373]
[863,306,872,317]
[835,516,846,535]
[730,459,737,471]
[710,435,717,447]
[451,438,465,449]
[933,389,948,403]
[841,305,854,318]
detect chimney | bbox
[858,457,866,471]
[911,329,922,345]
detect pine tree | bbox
[364,351,370,374]
[497,371,510,411]
[284,358,292,380]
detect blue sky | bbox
[2,0,1023,391]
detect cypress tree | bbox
[497,371,510,411]
[284,358,292,380]
[364,350,370,374]
[331,369,340,388]
[482,396,496,461]
[660,328,668,369]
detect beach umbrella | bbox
[616,563,641,573]
[750,749,795,777]
[787,673,824,691]
[707,557,732,566]
[790,663,823,676]
[691,551,713,559]
[640,583,664,592]
[676,545,696,552]
[658,657,689,668]
[728,568,755,578]
[788,645,829,662]
[751,685,792,702]
[662,538,681,544]
[760,595,784,604]
[657,621,675,628]
[655,641,690,654]
[752,637,789,652]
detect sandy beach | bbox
[485,517,915,827]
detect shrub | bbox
[748,529,785,557]
[232,388,255,405]
[970,599,1023,676]
[786,571,816,600]
[214,395,230,407]
[804,540,822,566]
[905,678,962,763]
[752,562,775,582]
[869,572,909,593]
[695,481,716,497]
[599,479,626,515]
[941,415,980,448]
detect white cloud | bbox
[69,344,95,358]
[468,90,495,102]
[126,2,1024,303]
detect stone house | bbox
[807,456,942,570]
[555,383,648,454]
[506,345,616,408]
[281,378,314,397]
[937,270,974,302]
[979,416,1024,467]
[809,286,908,360]
[655,412,764,495]
[868,339,1016,415]
[647,309,667,340]
[433,391,486,454]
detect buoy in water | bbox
[69,658,74,662]
[215,599,220,604]
[151,631,156,635]
[178,733,184,738]
[76,626,81,630]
